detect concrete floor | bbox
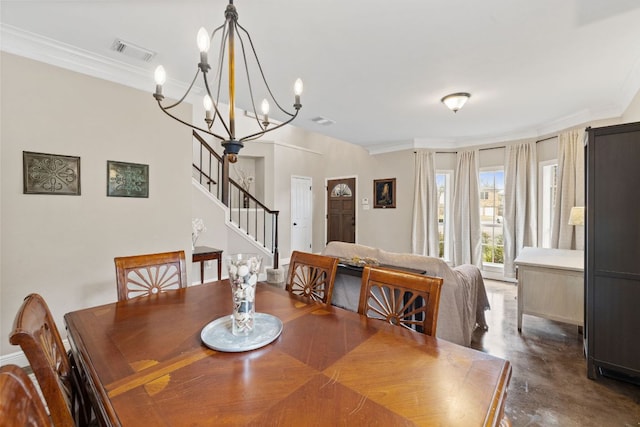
[472,280,640,427]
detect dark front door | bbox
[327,178,356,243]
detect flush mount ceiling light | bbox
[153,0,303,163]
[441,92,471,113]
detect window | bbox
[479,169,504,266]
[436,171,453,261]
[330,183,352,197]
[539,161,558,248]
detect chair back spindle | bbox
[358,266,444,336]
[114,250,187,301]
[10,293,93,426]
[285,251,339,304]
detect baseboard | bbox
[1,338,70,368]
[600,367,640,386]
[482,270,517,283]
[1,349,30,368]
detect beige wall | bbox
[353,150,416,253]
[4,49,639,359]
[623,88,640,123]
[222,86,640,258]
[1,53,192,356]
[239,135,373,256]
[190,183,228,283]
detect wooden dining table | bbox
[64,281,511,426]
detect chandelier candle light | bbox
[152,0,303,163]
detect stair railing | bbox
[192,131,222,199]
[192,131,279,268]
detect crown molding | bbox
[365,140,417,155]
[3,23,636,154]
[0,24,196,103]
[1,24,150,90]
[367,103,626,154]
[618,54,640,113]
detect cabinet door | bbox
[592,132,640,274]
[592,277,640,370]
[587,123,640,378]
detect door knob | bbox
[293,222,298,226]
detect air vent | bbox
[311,116,335,126]
[110,39,156,63]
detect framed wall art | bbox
[23,151,81,195]
[107,160,149,198]
[373,178,396,208]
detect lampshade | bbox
[568,206,585,226]
[441,92,471,113]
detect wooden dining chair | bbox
[0,364,52,427]
[358,265,444,336]
[285,251,339,304]
[9,293,93,427]
[114,250,187,301]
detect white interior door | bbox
[291,176,312,253]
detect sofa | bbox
[321,241,490,347]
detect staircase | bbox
[192,131,279,268]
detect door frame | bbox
[325,175,358,245]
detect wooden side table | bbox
[192,246,223,284]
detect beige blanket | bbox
[321,241,489,346]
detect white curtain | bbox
[452,150,482,266]
[551,128,585,250]
[503,142,538,278]
[411,150,439,257]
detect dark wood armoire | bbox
[585,122,640,381]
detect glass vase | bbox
[226,254,262,336]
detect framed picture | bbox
[107,160,149,198]
[23,151,81,195]
[373,178,396,208]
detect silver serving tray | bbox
[200,313,283,352]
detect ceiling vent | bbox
[311,116,335,126]
[111,39,156,63]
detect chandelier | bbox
[153,0,303,163]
